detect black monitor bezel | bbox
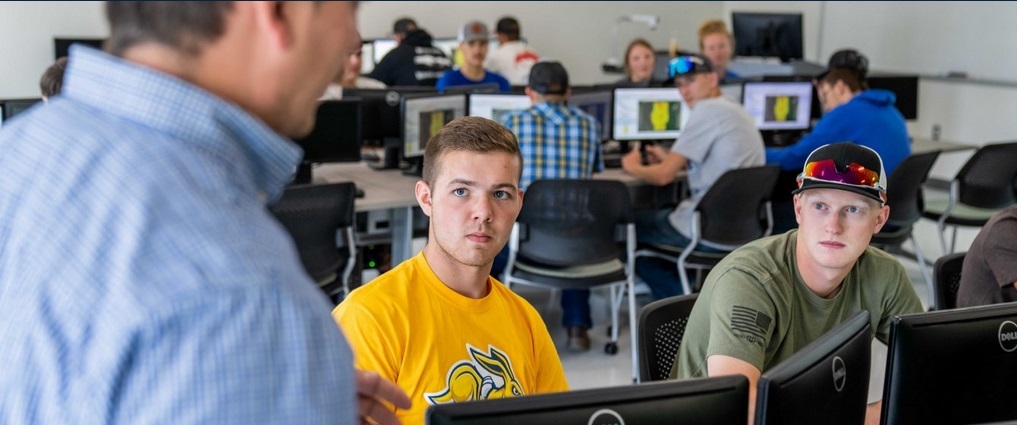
[568,88,614,142]
[755,310,872,425]
[731,12,804,63]
[427,375,749,425]
[294,99,362,164]
[881,302,1017,425]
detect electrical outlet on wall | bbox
[932,124,942,141]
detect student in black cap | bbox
[765,49,911,233]
[370,17,452,86]
[672,142,922,425]
[496,61,604,351]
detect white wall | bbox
[356,1,724,85]
[0,1,106,98]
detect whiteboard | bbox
[819,1,1017,82]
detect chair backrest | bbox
[270,182,357,280]
[515,179,631,267]
[638,293,699,382]
[955,141,1017,209]
[885,150,941,227]
[696,165,781,246]
[932,252,965,311]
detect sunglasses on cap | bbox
[801,158,882,189]
[668,56,709,78]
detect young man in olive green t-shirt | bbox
[671,143,923,425]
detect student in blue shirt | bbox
[766,50,910,233]
[0,3,408,424]
[437,21,511,93]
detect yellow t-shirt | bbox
[333,252,569,425]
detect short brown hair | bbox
[105,2,235,57]
[39,57,68,98]
[698,19,735,50]
[821,68,864,93]
[422,117,522,188]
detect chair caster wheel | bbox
[605,342,618,355]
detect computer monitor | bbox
[720,82,744,103]
[569,89,613,141]
[612,87,690,141]
[433,38,459,60]
[291,99,362,184]
[427,375,748,425]
[445,83,500,95]
[732,12,804,63]
[1,99,42,121]
[881,302,1017,425]
[360,40,375,75]
[867,74,919,120]
[372,38,398,64]
[466,93,530,122]
[754,311,872,425]
[54,37,104,59]
[347,87,437,144]
[402,93,466,176]
[742,81,813,131]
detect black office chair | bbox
[923,141,1017,254]
[870,150,941,301]
[932,252,965,311]
[637,293,698,383]
[270,182,358,304]
[635,165,781,295]
[501,179,638,380]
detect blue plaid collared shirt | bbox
[500,102,604,191]
[0,47,357,423]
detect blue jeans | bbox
[492,246,592,329]
[633,209,725,300]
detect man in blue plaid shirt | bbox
[498,61,604,351]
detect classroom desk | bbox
[910,137,974,154]
[312,162,683,265]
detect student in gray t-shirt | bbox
[621,54,764,300]
[671,142,923,425]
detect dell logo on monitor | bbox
[831,356,847,392]
[999,320,1017,353]
[588,408,625,425]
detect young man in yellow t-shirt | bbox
[334,116,569,425]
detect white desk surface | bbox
[911,137,974,154]
[313,162,665,211]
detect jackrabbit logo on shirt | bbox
[425,344,525,405]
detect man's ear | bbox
[872,204,890,234]
[249,1,298,51]
[415,180,433,216]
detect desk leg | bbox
[391,206,414,266]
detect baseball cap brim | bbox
[793,179,885,205]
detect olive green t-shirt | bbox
[670,230,923,379]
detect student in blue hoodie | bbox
[767,49,910,233]
[766,50,910,175]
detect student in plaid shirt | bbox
[497,61,604,352]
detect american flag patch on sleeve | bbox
[730,305,772,344]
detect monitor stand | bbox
[402,157,424,177]
[368,138,402,170]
